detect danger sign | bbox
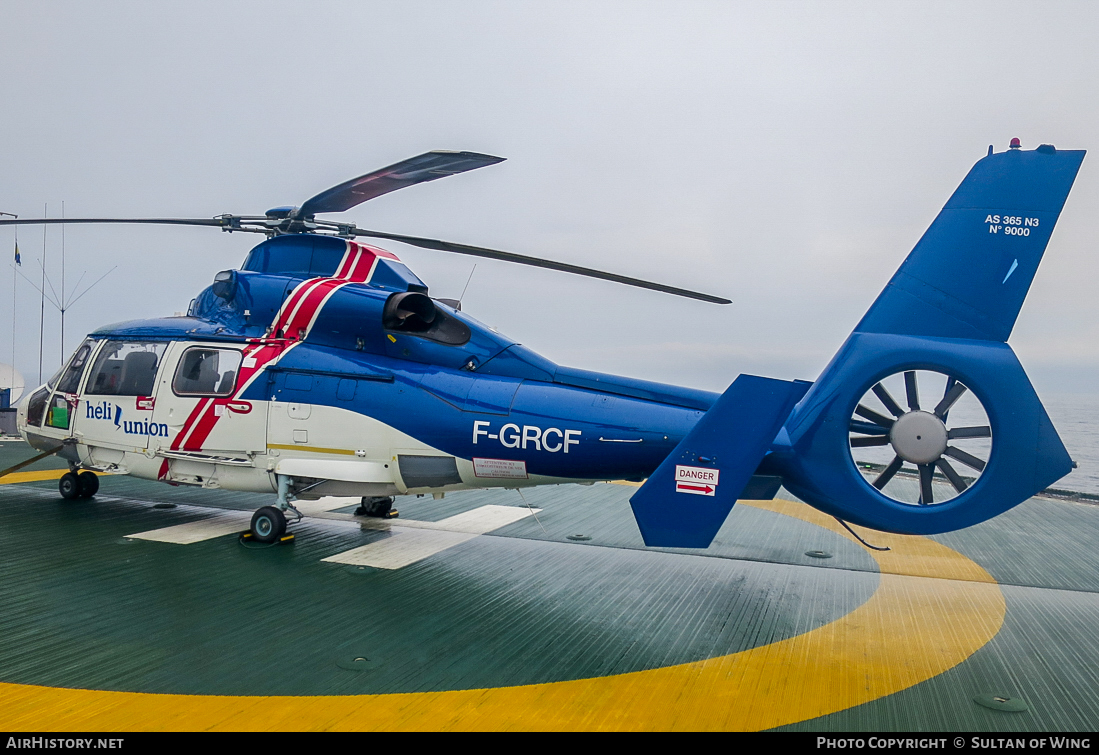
[675,465,719,496]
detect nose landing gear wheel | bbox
[250,506,287,543]
[58,472,81,500]
[77,471,99,498]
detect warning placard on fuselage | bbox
[473,458,529,479]
[674,465,719,496]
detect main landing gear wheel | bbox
[848,369,992,505]
[250,506,287,543]
[58,472,81,500]
[77,471,99,498]
[355,496,398,518]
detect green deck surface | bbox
[1,439,1097,730]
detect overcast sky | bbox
[2,0,1097,397]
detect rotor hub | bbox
[889,411,948,465]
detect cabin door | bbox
[148,342,268,458]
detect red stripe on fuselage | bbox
[347,247,378,281]
[160,241,399,465]
[334,243,358,279]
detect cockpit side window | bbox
[86,341,167,397]
[172,348,243,397]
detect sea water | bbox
[1045,393,1099,495]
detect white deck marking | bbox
[427,504,539,534]
[121,502,538,555]
[322,505,538,569]
[292,497,359,515]
[323,529,480,569]
[124,498,353,544]
[126,512,250,544]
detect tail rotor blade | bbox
[918,463,935,504]
[948,426,992,440]
[941,376,957,421]
[873,456,904,490]
[854,404,896,429]
[904,371,920,411]
[937,458,969,493]
[849,419,890,435]
[934,381,968,419]
[944,445,987,472]
[872,382,906,417]
[851,436,891,447]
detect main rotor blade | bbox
[0,217,265,231]
[298,151,506,217]
[349,228,732,304]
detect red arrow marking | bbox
[677,483,714,494]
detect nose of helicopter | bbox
[14,384,48,448]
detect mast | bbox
[38,203,45,385]
[1,212,16,390]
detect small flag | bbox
[14,241,20,266]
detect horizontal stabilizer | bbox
[629,375,810,548]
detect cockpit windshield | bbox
[53,339,97,394]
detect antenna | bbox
[458,263,477,306]
[61,202,65,363]
[13,204,115,376]
[38,204,45,385]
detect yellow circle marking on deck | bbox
[0,497,1004,731]
[0,469,105,485]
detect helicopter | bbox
[2,141,1084,546]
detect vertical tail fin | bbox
[775,144,1084,535]
[857,145,1084,342]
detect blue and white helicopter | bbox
[3,141,1084,545]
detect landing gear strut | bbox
[355,496,398,518]
[248,474,301,543]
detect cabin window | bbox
[173,348,243,397]
[86,341,168,397]
[54,339,97,395]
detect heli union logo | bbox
[85,400,169,438]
